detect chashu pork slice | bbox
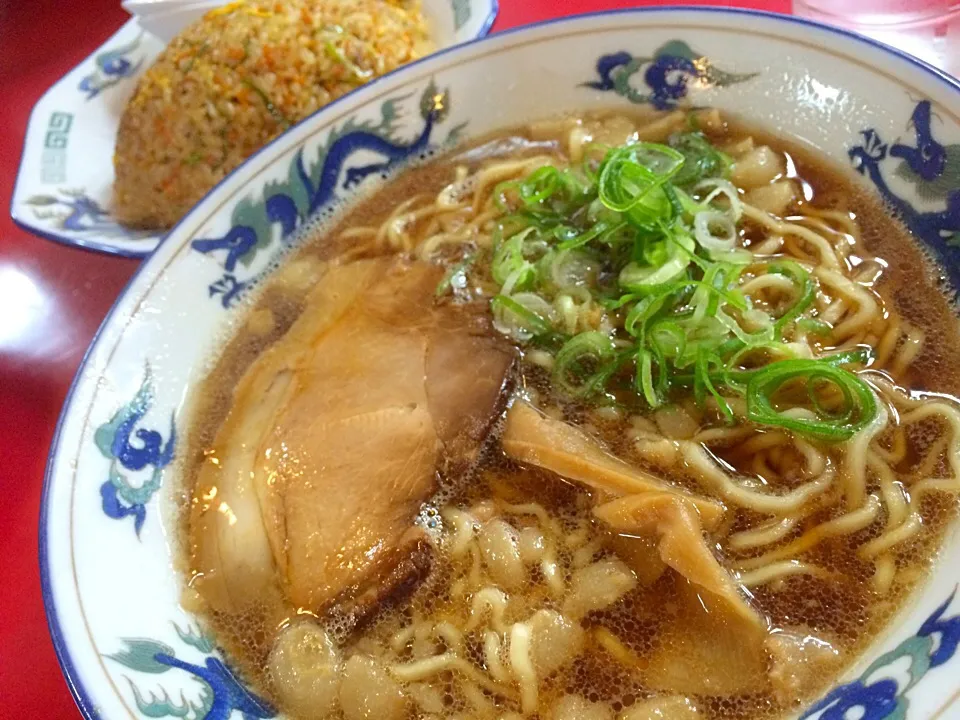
[189,257,514,614]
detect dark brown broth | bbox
[177,111,960,719]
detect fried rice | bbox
[113,0,431,229]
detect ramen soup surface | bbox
[179,108,960,720]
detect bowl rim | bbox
[39,6,960,718]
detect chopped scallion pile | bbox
[469,131,878,441]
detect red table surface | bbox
[0,0,789,716]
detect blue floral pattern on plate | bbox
[583,40,757,110]
[191,79,465,309]
[78,32,145,100]
[107,623,275,719]
[849,99,960,288]
[23,188,153,239]
[802,587,960,720]
[94,365,176,537]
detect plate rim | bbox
[8,19,162,259]
[39,6,960,719]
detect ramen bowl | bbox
[41,8,960,720]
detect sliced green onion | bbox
[619,230,695,292]
[663,184,685,218]
[435,252,476,297]
[491,294,553,342]
[519,165,561,205]
[556,167,592,201]
[695,348,734,423]
[714,310,771,348]
[492,228,537,287]
[554,331,618,398]
[637,349,659,407]
[625,188,675,227]
[708,248,753,265]
[493,179,521,210]
[746,359,878,441]
[695,178,742,222]
[669,132,730,186]
[624,290,674,338]
[599,159,658,213]
[649,321,687,359]
[694,210,738,252]
[545,248,597,291]
[821,346,874,367]
[798,318,833,336]
[674,345,870,390]
[558,219,625,250]
[480,131,873,422]
[630,143,686,177]
[690,266,719,325]
[619,259,688,290]
[597,144,684,213]
[768,261,816,336]
[672,186,703,217]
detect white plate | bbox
[10,0,498,258]
[41,8,960,720]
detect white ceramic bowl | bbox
[41,8,960,719]
[9,0,498,257]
